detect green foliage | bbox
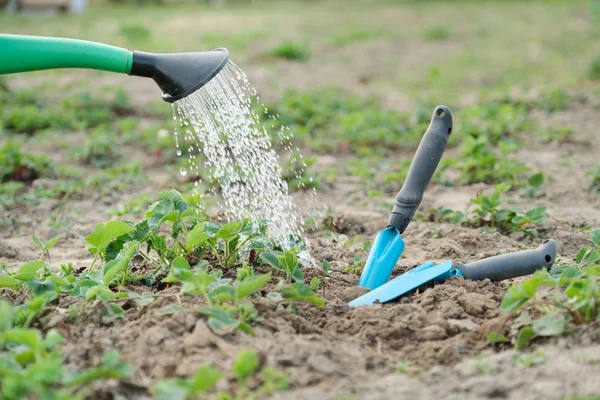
[69,128,121,169]
[456,136,529,186]
[330,28,383,47]
[269,41,310,61]
[537,87,571,112]
[491,230,600,349]
[519,172,545,199]
[589,54,600,80]
[0,303,132,399]
[587,165,600,194]
[422,25,453,41]
[1,87,135,135]
[152,349,288,400]
[261,88,423,154]
[428,183,546,235]
[0,142,56,183]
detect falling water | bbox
[172,61,315,257]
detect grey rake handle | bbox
[456,240,558,281]
[388,105,453,234]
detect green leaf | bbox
[47,275,70,287]
[528,172,544,187]
[233,349,260,384]
[515,326,535,350]
[216,221,239,240]
[186,224,209,251]
[210,285,236,303]
[531,311,567,336]
[291,266,304,283]
[156,304,187,315]
[42,329,64,349]
[260,252,283,270]
[31,235,44,250]
[3,328,42,349]
[86,221,134,256]
[0,276,20,288]
[152,379,189,400]
[591,230,600,249]
[18,260,45,275]
[235,273,271,299]
[45,235,61,249]
[103,241,139,285]
[0,301,14,331]
[322,259,331,274]
[189,364,223,394]
[207,316,240,333]
[501,270,553,313]
[487,331,510,344]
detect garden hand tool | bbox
[0,33,229,102]
[358,105,453,290]
[349,239,557,307]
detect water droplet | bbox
[176,150,182,156]
[180,167,187,176]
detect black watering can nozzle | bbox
[129,48,230,103]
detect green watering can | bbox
[0,33,230,102]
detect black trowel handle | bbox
[388,105,452,233]
[456,240,558,281]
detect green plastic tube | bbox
[0,34,133,75]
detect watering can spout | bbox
[0,34,230,102]
[130,48,230,103]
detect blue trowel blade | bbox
[358,227,405,290]
[350,260,457,307]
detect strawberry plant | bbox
[587,165,600,194]
[489,229,600,349]
[0,300,132,400]
[152,348,288,400]
[426,183,546,235]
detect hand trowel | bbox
[358,105,453,290]
[350,239,558,307]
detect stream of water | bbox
[171,61,315,257]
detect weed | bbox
[422,26,452,41]
[269,42,310,61]
[490,229,600,349]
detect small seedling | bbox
[344,257,364,276]
[31,234,61,263]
